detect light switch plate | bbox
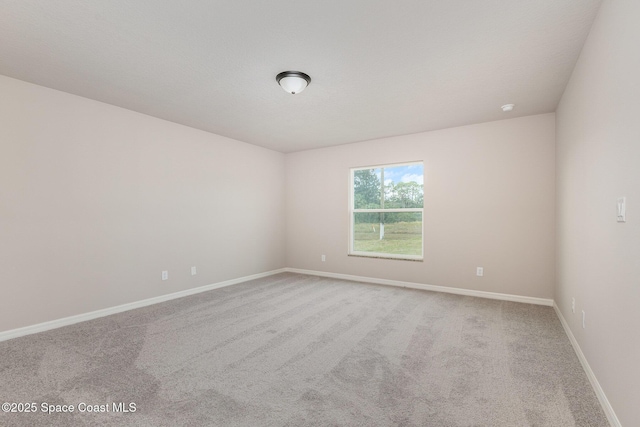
[617,197,626,222]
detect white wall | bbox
[556,0,640,425]
[0,75,286,333]
[286,114,556,299]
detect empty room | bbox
[0,0,638,426]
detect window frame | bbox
[348,161,424,261]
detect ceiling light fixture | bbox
[276,71,311,94]
[501,104,515,112]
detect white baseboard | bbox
[0,268,550,343]
[553,303,620,427]
[285,268,553,306]
[0,268,286,343]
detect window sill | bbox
[348,253,423,262]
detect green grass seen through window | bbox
[353,221,422,256]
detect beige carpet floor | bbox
[0,273,608,426]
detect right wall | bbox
[556,0,640,425]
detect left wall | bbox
[0,75,286,333]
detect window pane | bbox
[353,212,422,256]
[353,168,382,209]
[381,164,424,209]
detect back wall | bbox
[286,114,556,299]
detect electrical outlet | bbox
[476,267,484,277]
[582,310,586,329]
[571,297,575,313]
[191,266,197,276]
[321,255,326,262]
[162,271,168,281]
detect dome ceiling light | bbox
[276,71,311,94]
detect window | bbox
[349,162,424,260]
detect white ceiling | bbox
[0,1,602,153]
